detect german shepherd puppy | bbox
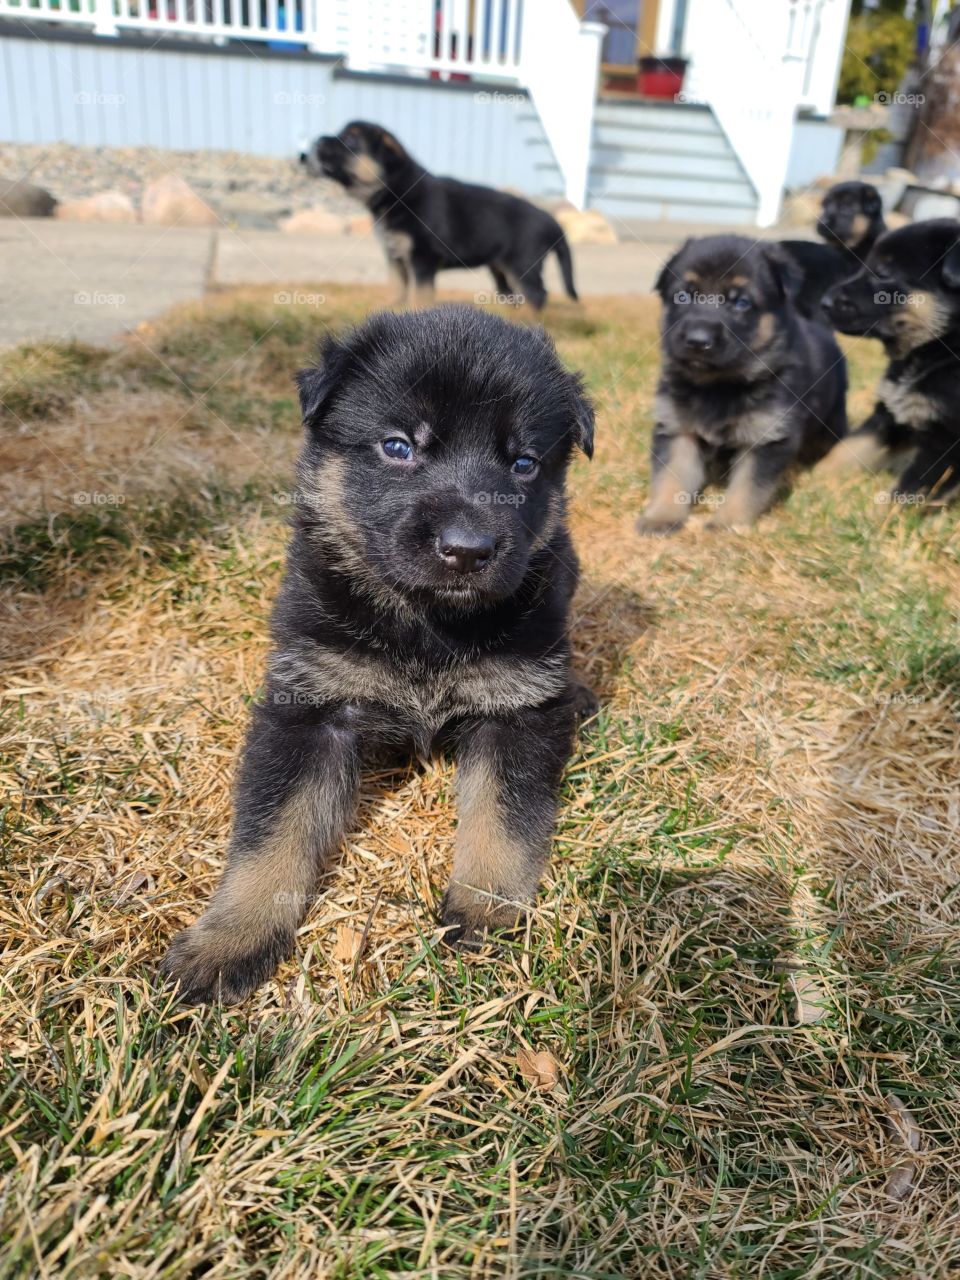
[637,235,848,534]
[301,120,578,311]
[781,180,887,321]
[161,306,596,1004]
[820,218,960,502]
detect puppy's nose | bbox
[684,326,715,352]
[822,290,851,319]
[437,527,495,574]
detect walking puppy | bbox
[820,218,960,502]
[637,235,847,535]
[301,120,578,310]
[161,306,596,1004]
[781,180,887,321]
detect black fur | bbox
[301,120,577,310]
[637,234,848,534]
[781,180,887,322]
[161,306,595,1004]
[821,217,960,502]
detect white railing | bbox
[0,0,605,207]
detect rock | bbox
[0,176,57,217]
[279,206,346,234]
[141,174,218,227]
[345,212,373,236]
[554,207,617,245]
[55,190,137,223]
[216,190,291,228]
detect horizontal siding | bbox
[0,31,562,199]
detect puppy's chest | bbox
[656,388,791,448]
[876,374,940,430]
[271,638,567,724]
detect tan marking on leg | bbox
[816,431,890,477]
[386,257,409,306]
[636,433,703,534]
[706,452,774,529]
[411,278,436,308]
[445,755,540,936]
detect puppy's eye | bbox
[731,295,753,312]
[511,456,539,477]
[381,437,413,461]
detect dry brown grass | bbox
[2,286,960,1278]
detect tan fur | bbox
[889,293,949,355]
[754,312,777,349]
[846,213,869,247]
[386,257,409,306]
[411,279,436,308]
[445,755,539,931]
[875,376,937,428]
[816,430,891,476]
[638,433,704,531]
[705,452,774,529]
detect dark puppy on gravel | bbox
[162,306,596,1004]
[781,180,887,321]
[819,218,960,502]
[301,120,578,310]
[637,234,847,534]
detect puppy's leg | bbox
[489,265,512,303]
[441,698,577,946]
[410,255,437,308]
[387,257,410,307]
[636,427,704,536]
[892,438,960,503]
[705,440,792,530]
[161,708,360,1004]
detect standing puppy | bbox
[301,120,578,310]
[637,235,848,535]
[161,306,596,1004]
[820,218,960,502]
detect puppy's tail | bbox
[553,235,579,302]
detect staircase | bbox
[587,98,760,227]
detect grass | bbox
[2,285,960,1278]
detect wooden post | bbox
[637,0,660,57]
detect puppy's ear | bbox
[570,374,595,459]
[762,244,802,303]
[295,335,349,432]
[942,237,960,290]
[863,187,882,217]
[654,241,690,297]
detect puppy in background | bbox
[781,180,887,321]
[637,235,847,535]
[162,306,596,1004]
[302,120,579,310]
[820,218,960,503]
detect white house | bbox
[0,0,852,226]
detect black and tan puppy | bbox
[301,120,578,310]
[781,181,887,321]
[161,306,595,1004]
[820,218,960,502]
[637,235,847,534]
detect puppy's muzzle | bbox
[436,525,496,575]
[683,324,717,354]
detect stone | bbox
[554,207,617,245]
[55,190,137,223]
[780,190,822,228]
[141,174,218,227]
[0,176,57,217]
[279,206,346,234]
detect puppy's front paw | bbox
[570,680,599,721]
[438,888,521,952]
[635,514,686,537]
[160,920,293,1005]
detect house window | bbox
[582,0,643,69]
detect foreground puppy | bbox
[301,120,578,310]
[162,306,595,1003]
[637,235,847,534]
[820,218,960,502]
[781,180,887,321]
